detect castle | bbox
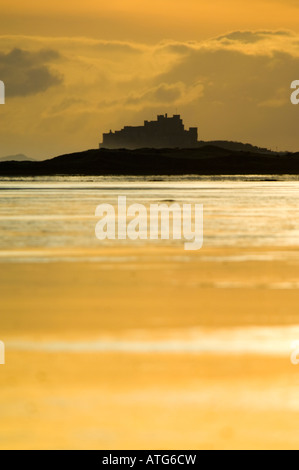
[100,114,198,149]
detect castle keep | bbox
[100,114,198,149]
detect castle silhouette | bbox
[100,114,198,149]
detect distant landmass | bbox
[0,145,298,176]
[0,154,33,162]
[1,114,293,175]
[99,114,284,155]
[196,141,283,155]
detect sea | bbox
[0,175,299,262]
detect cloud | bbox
[216,30,293,44]
[126,83,184,106]
[93,41,144,55]
[0,47,63,97]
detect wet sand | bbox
[1,352,299,450]
[1,245,299,449]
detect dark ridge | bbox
[196,140,281,155]
[0,146,298,176]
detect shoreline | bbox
[1,147,299,176]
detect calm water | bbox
[2,175,299,359]
[1,175,299,262]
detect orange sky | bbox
[1,0,299,42]
[0,1,299,158]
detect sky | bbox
[1,0,299,158]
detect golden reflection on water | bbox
[1,177,299,449]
